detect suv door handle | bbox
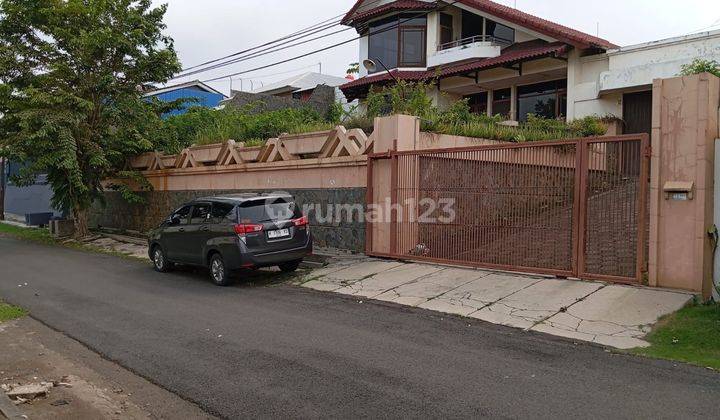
[200,226,209,231]
[179,227,185,232]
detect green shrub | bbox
[525,113,569,132]
[362,81,607,142]
[568,115,608,137]
[161,105,330,152]
[679,58,720,78]
[440,99,473,124]
[366,80,435,120]
[327,102,344,125]
[342,113,375,133]
[157,81,609,153]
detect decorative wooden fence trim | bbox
[128,126,375,172]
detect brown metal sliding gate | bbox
[366,134,650,283]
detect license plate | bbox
[267,228,290,239]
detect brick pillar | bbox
[649,73,720,298]
[372,114,421,153]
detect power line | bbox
[180,14,341,73]
[173,25,352,79]
[232,63,322,81]
[225,63,323,93]
[690,16,720,34]
[177,0,386,75]
[202,38,357,83]
[201,0,462,83]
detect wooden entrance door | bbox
[623,91,653,135]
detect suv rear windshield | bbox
[238,198,303,223]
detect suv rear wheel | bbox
[278,260,301,273]
[152,246,173,273]
[210,253,230,286]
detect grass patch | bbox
[0,222,145,261]
[633,303,720,370]
[0,222,55,243]
[0,302,27,322]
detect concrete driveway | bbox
[300,258,693,349]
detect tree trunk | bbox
[0,158,5,221]
[73,206,89,238]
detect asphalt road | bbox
[0,236,718,419]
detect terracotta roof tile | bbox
[340,69,428,91]
[339,40,569,100]
[342,0,617,49]
[457,0,617,49]
[432,41,569,77]
[341,1,436,26]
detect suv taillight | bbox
[293,216,308,227]
[234,224,263,235]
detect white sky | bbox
[156,0,720,95]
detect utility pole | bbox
[0,158,6,221]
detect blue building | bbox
[143,80,227,117]
[3,160,61,222]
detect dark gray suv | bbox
[148,194,312,286]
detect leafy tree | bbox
[0,0,180,237]
[679,58,720,78]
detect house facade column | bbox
[486,90,493,117]
[509,85,518,121]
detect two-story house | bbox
[339,0,720,136]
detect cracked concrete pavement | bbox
[300,258,693,349]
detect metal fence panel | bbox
[367,135,650,284]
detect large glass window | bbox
[517,80,567,122]
[440,13,454,45]
[368,14,427,71]
[492,88,512,118]
[368,16,399,71]
[486,19,515,44]
[400,27,426,66]
[461,10,483,39]
[460,11,514,44]
[465,92,488,115]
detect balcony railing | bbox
[437,35,511,52]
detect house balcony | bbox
[428,36,510,68]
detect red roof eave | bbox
[433,41,569,78]
[456,0,617,49]
[341,0,617,50]
[341,0,437,26]
[339,41,570,100]
[340,69,428,91]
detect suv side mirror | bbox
[169,215,181,225]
